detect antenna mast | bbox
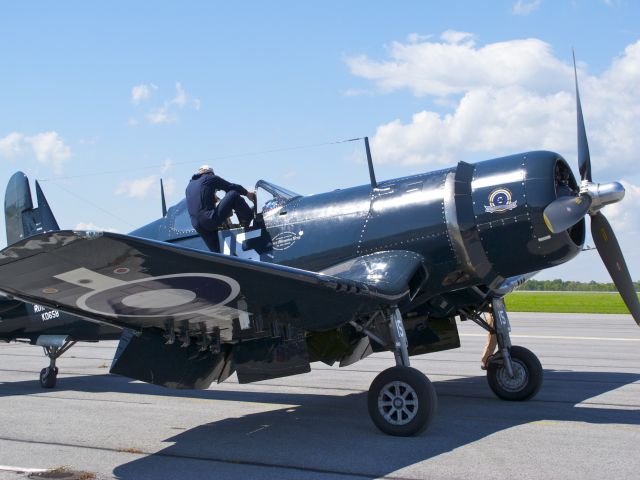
[365,137,377,189]
[160,179,167,217]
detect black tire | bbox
[487,346,542,401]
[39,367,58,389]
[367,366,437,436]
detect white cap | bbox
[197,165,213,174]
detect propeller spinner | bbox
[542,53,639,324]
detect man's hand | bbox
[246,191,257,203]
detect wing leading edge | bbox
[0,231,427,388]
[0,231,411,331]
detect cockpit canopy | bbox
[255,179,301,202]
[255,179,302,215]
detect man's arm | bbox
[212,176,247,195]
[213,175,255,202]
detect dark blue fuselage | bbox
[130,151,584,303]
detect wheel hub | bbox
[496,359,528,392]
[378,380,419,426]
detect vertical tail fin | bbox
[4,172,59,245]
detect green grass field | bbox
[504,291,638,314]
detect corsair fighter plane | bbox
[0,61,637,436]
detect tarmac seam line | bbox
[0,436,421,480]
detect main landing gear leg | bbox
[485,298,543,401]
[36,336,76,389]
[367,308,437,436]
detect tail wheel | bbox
[487,345,543,401]
[39,367,58,389]
[367,366,437,436]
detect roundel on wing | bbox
[77,273,240,318]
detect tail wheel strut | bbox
[38,339,76,389]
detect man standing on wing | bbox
[185,165,256,252]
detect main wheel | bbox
[487,345,542,401]
[367,366,437,436]
[39,367,58,389]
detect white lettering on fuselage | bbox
[33,304,60,321]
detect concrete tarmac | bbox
[0,313,639,479]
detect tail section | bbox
[4,172,59,245]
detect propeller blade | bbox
[543,194,591,233]
[573,51,592,182]
[591,212,640,325]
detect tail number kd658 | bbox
[33,304,60,322]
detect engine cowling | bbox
[446,151,585,286]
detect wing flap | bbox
[109,328,233,389]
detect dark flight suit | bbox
[185,172,253,252]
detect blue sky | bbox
[1,1,639,281]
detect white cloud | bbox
[0,132,25,158]
[346,33,570,97]
[146,106,175,125]
[115,175,157,199]
[171,82,188,107]
[162,178,176,196]
[170,81,201,110]
[131,83,157,104]
[132,82,200,125]
[347,35,640,180]
[512,0,541,15]
[25,132,71,174]
[440,30,474,45]
[160,158,172,174]
[371,87,573,166]
[74,222,119,233]
[606,180,640,235]
[0,131,71,174]
[115,173,174,199]
[407,33,433,44]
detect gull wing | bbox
[0,231,410,334]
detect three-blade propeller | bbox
[542,52,640,325]
[542,194,591,234]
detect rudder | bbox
[4,172,59,245]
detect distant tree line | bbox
[520,279,640,292]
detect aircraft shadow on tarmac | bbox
[1,370,639,479]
